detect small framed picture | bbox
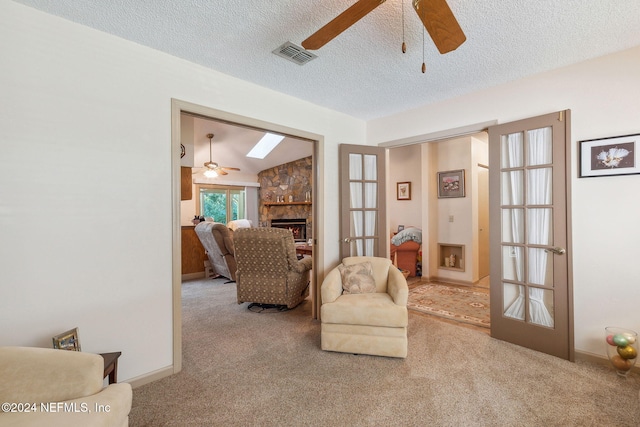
[579,133,640,178]
[397,225,405,232]
[397,182,411,200]
[438,169,465,198]
[52,327,81,351]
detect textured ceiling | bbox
[12,0,640,120]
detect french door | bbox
[339,144,386,259]
[488,111,573,360]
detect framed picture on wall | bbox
[579,133,640,178]
[397,182,411,200]
[437,169,465,198]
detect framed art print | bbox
[437,170,465,198]
[579,133,640,178]
[397,182,411,200]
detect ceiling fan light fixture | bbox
[204,169,219,178]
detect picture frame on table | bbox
[579,133,640,178]
[397,182,411,200]
[437,169,465,198]
[52,327,81,351]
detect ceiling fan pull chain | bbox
[421,27,426,73]
[401,0,406,53]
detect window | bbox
[195,184,246,224]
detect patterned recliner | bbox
[233,227,312,309]
[195,222,237,281]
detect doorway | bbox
[171,99,324,373]
[388,133,489,285]
[387,133,491,333]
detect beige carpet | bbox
[408,284,490,328]
[129,278,640,426]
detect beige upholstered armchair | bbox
[0,346,132,426]
[321,256,409,358]
[195,222,237,282]
[233,227,312,309]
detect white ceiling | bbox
[13,0,640,122]
[189,115,313,176]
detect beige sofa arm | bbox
[0,383,132,427]
[0,347,103,403]
[387,266,409,306]
[321,267,343,304]
[0,347,132,427]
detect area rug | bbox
[408,284,490,328]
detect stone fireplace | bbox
[270,218,307,242]
[258,156,313,240]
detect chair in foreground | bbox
[321,256,409,358]
[0,346,132,426]
[195,221,237,282]
[233,227,312,309]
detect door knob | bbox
[343,237,351,243]
[545,247,566,255]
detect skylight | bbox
[246,133,285,159]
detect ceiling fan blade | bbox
[220,167,241,172]
[302,0,386,50]
[413,0,466,54]
[217,169,229,176]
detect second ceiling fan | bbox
[301,0,466,54]
[194,133,241,177]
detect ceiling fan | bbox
[301,0,466,54]
[194,133,241,177]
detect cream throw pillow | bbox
[338,261,376,294]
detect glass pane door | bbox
[348,153,378,256]
[340,145,386,259]
[489,110,572,360]
[500,127,555,327]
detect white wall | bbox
[0,1,365,382]
[431,137,474,283]
[388,145,422,231]
[369,45,640,358]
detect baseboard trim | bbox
[428,276,475,287]
[575,350,640,374]
[182,272,205,281]
[126,365,175,389]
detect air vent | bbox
[272,42,317,66]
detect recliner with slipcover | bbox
[233,227,312,309]
[195,221,237,282]
[320,256,409,358]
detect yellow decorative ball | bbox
[617,345,638,360]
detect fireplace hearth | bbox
[271,218,306,242]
